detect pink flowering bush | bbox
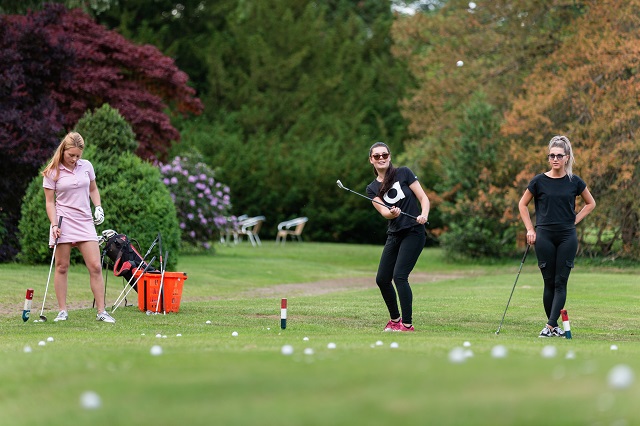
[159,156,235,248]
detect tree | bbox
[502,0,640,258]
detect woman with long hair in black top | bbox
[366,142,430,332]
[519,136,596,337]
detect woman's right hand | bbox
[526,229,536,245]
[51,225,61,239]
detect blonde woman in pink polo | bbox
[42,132,115,323]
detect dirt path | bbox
[1,272,470,316]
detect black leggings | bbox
[535,227,578,328]
[375,225,426,325]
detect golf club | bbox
[336,180,425,222]
[39,216,63,322]
[112,256,156,313]
[155,251,168,315]
[111,234,159,310]
[495,244,531,335]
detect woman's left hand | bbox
[416,215,428,225]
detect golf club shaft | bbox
[40,216,63,318]
[337,181,420,221]
[496,244,531,334]
[155,250,168,314]
[112,256,156,312]
[111,235,159,309]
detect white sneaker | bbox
[97,311,116,323]
[54,310,68,322]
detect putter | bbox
[495,244,531,335]
[39,216,63,322]
[336,180,425,222]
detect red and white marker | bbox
[280,298,287,329]
[23,288,34,322]
[560,309,572,339]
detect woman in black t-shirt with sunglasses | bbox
[366,142,430,332]
[519,136,596,338]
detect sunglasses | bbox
[371,152,390,160]
[547,154,566,160]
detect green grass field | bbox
[1,242,639,425]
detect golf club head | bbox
[39,315,47,322]
[336,180,345,190]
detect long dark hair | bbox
[369,142,396,197]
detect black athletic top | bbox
[366,167,422,234]
[527,173,587,230]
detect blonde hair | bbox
[548,135,574,180]
[41,132,85,181]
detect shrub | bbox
[18,105,181,270]
[159,155,234,249]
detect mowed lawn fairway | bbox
[1,242,639,425]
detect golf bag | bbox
[103,233,156,291]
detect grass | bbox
[1,242,639,425]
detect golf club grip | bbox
[54,216,63,244]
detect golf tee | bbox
[281,298,287,329]
[561,309,572,339]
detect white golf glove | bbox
[94,206,104,225]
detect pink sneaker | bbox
[399,324,415,332]
[383,319,403,332]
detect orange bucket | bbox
[135,271,187,313]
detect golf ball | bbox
[303,348,314,355]
[205,320,211,324]
[448,347,466,363]
[375,340,383,346]
[566,350,576,359]
[610,344,618,351]
[23,346,32,353]
[155,333,162,338]
[80,391,102,410]
[33,320,38,323]
[456,60,464,67]
[541,345,557,358]
[608,364,635,389]
[232,331,238,337]
[150,345,163,356]
[327,342,337,349]
[281,345,294,356]
[303,337,309,341]
[491,345,508,358]
[469,2,477,9]
[390,342,399,349]
[176,333,182,337]
[463,341,471,347]
[38,341,46,346]
[47,337,54,342]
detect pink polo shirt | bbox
[43,159,99,244]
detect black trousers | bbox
[375,225,426,325]
[535,226,578,328]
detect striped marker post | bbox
[281,298,287,329]
[560,309,572,339]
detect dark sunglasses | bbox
[371,152,390,160]
[547,154,566,160]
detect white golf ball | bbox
[491,345,508,358]
[303,337,309,341]
[456,60,464,67]
[176,333,182,337]
[267,327,271,330]
[47,337,54,342]
[281,345,294,355]
[327,342,337,349]
[23,346,32,353]
[610,344,618,351]
[541,345,557,358]
[155,333,162,338]
[38,341,46,346]
[304,348,314,355]
[463,341,471,347]
[232,331,238,337]
[608,364,635,389]
[205,320,211,324]
[33,320,38,323]
[375,340,383,346]
[150,345,163,356]
[469,2,477,9]
[162,335,167,339]
[80,391,102,410]
[141,333,145,336]
[390,342,399,349]
[448,347,466,363]
[565,350,576,359]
